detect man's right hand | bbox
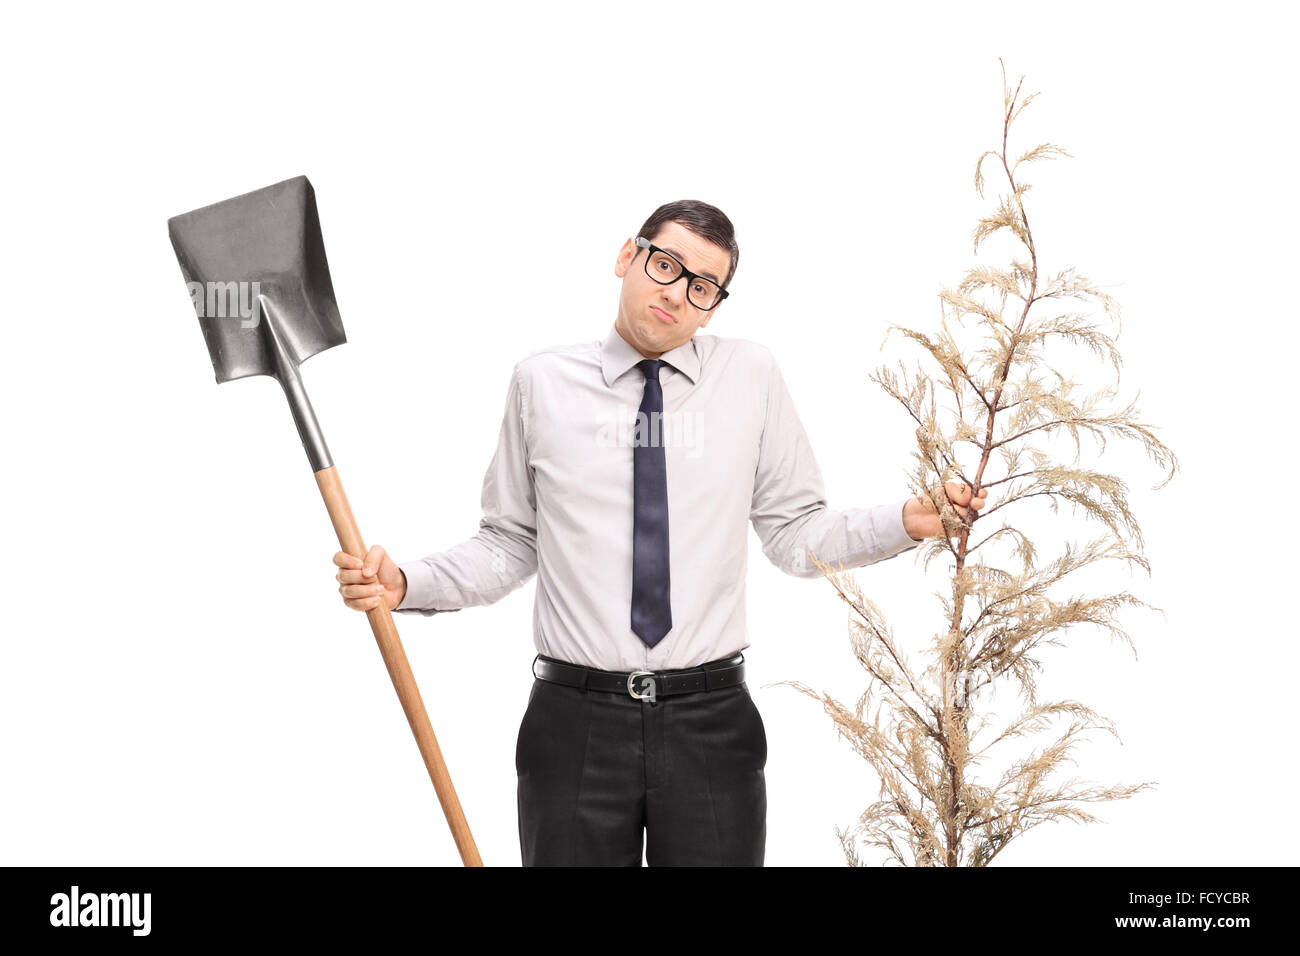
[334,544,407,612]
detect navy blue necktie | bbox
[632,358,672,647]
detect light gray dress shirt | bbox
[394,322,922,672]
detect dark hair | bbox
[636,200,739,289]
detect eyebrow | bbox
[661,246,721,285]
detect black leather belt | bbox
[532,652,745,700]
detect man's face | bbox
[614,220,732,359]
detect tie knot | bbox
[637,359,663,383]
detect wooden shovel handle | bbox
[314,465,483,867]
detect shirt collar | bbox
[600,322,700,388]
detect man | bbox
[332,200,986,866]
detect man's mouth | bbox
[650,305,677,325]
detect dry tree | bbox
[782,60,1179,867]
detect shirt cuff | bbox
[393,560,461,617]
[881,495,923,554]
[823,496,922,572]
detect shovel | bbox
[168,175,482,867]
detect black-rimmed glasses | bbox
[635,236,730,311]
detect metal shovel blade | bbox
[168,176,345,471]
[168,175,345,385]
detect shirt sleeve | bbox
[749,350,921,579]
[394,362,539,615]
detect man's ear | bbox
[614,238,636,278]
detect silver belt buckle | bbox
[627,670,657,702]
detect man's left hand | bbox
[902,481,988,541]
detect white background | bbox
[2,0,1295,867]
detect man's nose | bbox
[661,277,688,307]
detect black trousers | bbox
[515,671,768,866]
